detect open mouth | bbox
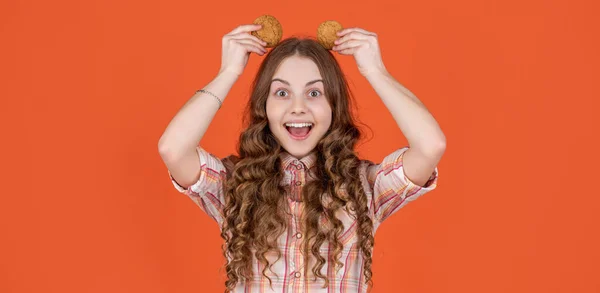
[284,122,313,140]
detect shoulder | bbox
[356,147,411,183]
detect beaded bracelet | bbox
[196,89,222,109]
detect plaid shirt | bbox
[169,146,438,292]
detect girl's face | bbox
[266,55,333,159]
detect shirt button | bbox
[294,271,301,278]
[296,232,303,239]
[295,181,302,186]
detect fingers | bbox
[241,43,266,55]
[334,31,371,46]
[336,47,359,55]
[337,27,376,37]
[333,39,364,52]
[235,39,267,54]
[229,34,268,47]
[222,27,268,55]
[227,24,263,36]
[223,37,266,55]
[223,24,268,55]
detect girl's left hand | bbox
[332,27,387,77]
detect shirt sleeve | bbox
[365,146,439,226]
[168,146,228,226]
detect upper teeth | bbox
[285,122,313,128]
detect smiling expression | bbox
[266,55,333,159]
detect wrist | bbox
[209,70,239,98]
[362,66,390,79]
[217,68,242,80]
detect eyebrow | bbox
[271,78,323,86]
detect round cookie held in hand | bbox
[251,15,283,48]
[317,20,343,50]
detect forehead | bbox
[272,55,322,83]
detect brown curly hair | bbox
[219,37,375,292]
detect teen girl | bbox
[159,23,445,293]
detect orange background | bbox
[1,0,599,292]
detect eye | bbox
[275,89,288,97]
[308,90,322,98]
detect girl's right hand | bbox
[218,24,268,77]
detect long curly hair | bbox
[219,37,375,292]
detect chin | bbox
[279,137,318,158]
[282,147,314,159]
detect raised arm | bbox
[158,24,267,188]
[333,27,446,186]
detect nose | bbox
[290,96,307,115]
